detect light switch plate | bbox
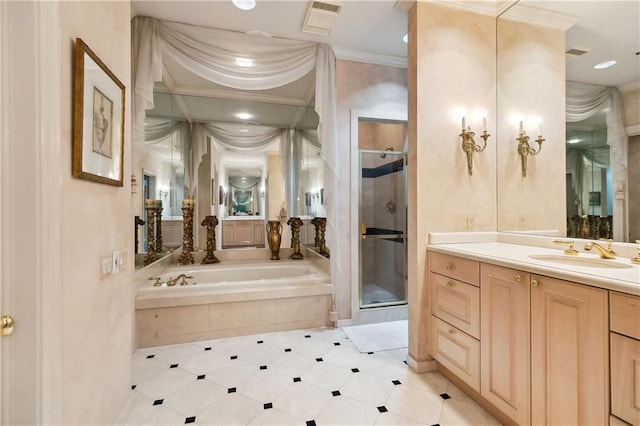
[112,250,120,275]
[101,256,112,279]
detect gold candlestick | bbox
[287,217,304,260]
[178,204,195,265]
[201,215,220,264]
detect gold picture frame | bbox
[72,38,125,186]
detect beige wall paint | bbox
[496,18,566,234]
[408,3,497,367]
[60,2,132,423]
[336,59,407,320]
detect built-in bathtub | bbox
[135,258,333,348]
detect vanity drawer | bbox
[429,252,479,286]
[430,315,480,392]
[610,332,640,425]
[430,273,480,339]
[611,291,640,340]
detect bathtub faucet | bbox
[166,274,193,286]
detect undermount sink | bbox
[529,254,633,269]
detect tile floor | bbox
[126,327,501,425]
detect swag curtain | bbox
[566,81,628,240]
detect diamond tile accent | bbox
[304,335,311,338]
[131,385,136,390]
[284,348,292,352]
[367,352,374,355]
[170,364,178,368]
[377,406,388,413]
[197,375,205,380]
[204,347,212,351]
[351,368,360,373]
[263,402,273,409]
[293,377,301,383]
[185,417,196,424]
[230,355,238,360]
[228,387,236,393]
[306,421,316,426]
[315,358,323,362]
[440,393,451,400]
[260,365,267,370]
[257,340,264,344]
[153,399,164,406]
[392,379,402,385]
[333,342,341,346]
[332,390,341,396]
[146,355,155,359]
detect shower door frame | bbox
[348,109,408,326]
[358,149,408,310]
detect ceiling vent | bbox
[566,47,590,57]
[302,0,342,36]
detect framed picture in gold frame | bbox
[72,38,125,186]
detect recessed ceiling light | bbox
[402,33,408,43]
[235,57,253,67]
[232,0,255,11]
[567,139,581,144]
[593,60,617,70]
[239,128,249,133]
[236,112,253,120]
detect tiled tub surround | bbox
[135,249,333,348]
[126,327,500,425]
[427,232,640,425]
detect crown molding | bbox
[332,46,407,69]
[619,80,640,93]
[497,3,578,31]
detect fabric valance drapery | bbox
[132,15,340,273]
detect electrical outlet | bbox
[112,250,120,275]
[466,217,476,231]
[101,257,112,278]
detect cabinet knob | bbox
[515,275,522,283]
[446,264,454,271]
[446,281,454,288]
[531,279,540,288]
[447,329,455,335]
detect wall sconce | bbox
[517,121,545,177]
[460,117,489,176]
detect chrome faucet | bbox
[166,274,193,286]
[584,240,616,259]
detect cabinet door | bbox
[430,273,480,338]
[234,223,253,245]
[530,275,608,426]
[222,223,235,246]
[480,264,531,425]
[254,222,265,246]
[610,332,640,425]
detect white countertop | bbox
[428,241,640,296]
[222,216,265,221]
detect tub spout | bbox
[166,274,193,286]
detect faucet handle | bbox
[598,238,615,253]
[553,240,578,255]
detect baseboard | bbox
[406,354,437,373]
[114,391,135,425]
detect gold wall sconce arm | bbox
[517,132,544,177]
[460,127,490,176]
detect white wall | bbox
[60,2,133,423]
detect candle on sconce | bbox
[182,199,195,208]
[538,123,543,137]
[462,117,466,130]
[482,117,487,132]
[519,121,524,134]
[145,199,155,208]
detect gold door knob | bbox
[1,315,15,337]
[531,279,540,288]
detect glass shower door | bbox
[359,150,407,308]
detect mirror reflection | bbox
[497,1,639,242]
[135,89,321,262]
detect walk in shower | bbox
[359,149,407,308]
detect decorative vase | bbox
[266,220,282,260]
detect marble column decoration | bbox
[201,215,220,264]
[310,217,321,247]
[178,199,195,265]
[316,217,330,258]
[154,199,164,253]
[287,217,304,260]
[143,199,158,266]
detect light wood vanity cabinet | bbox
[428,252,610,425]
[610,291,640,425]
[221,219,265,248]
[429,252,480,392]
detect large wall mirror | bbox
[136,84,321,257]
[497,0,639,242]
